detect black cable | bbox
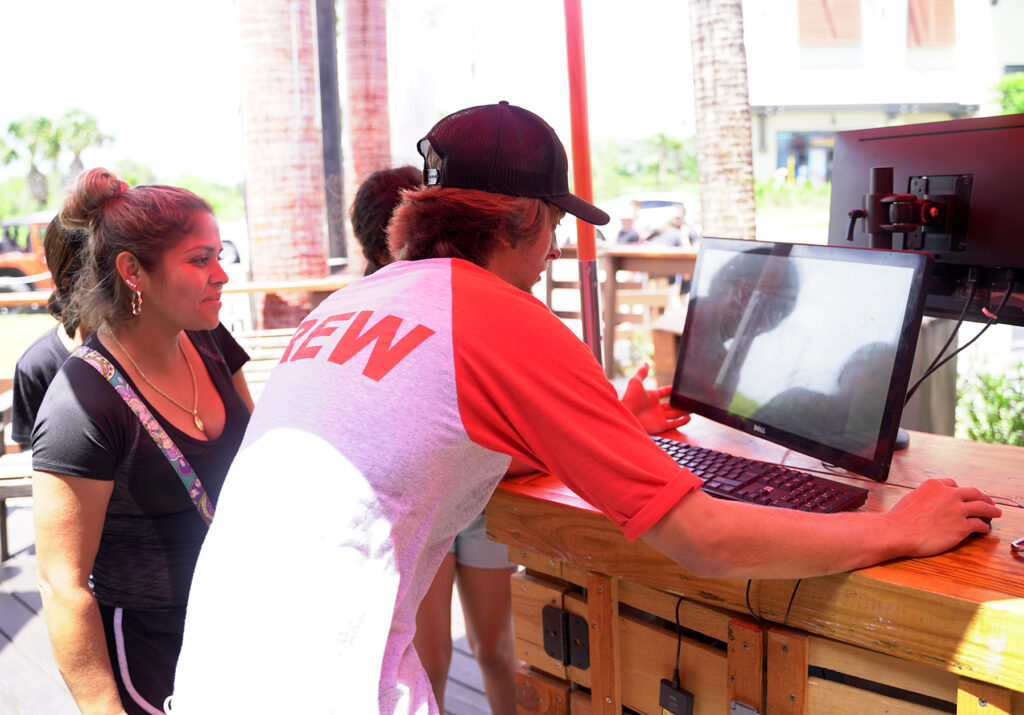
[905,280,976,404]
[917,285,1012,380]
[783,579,802,626]
[927,280,977,372]
[744,580,762,622]
[745,578,802,626]
[672,593,684,686]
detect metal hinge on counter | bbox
[541,605,590,670]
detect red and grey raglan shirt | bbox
[171,258,700,715]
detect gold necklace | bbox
[105,326,205,433]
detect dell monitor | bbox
[669,237,931,482]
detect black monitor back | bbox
[827,113,1024,326]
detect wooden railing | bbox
[220,275,352,295]
[1,274,353,307]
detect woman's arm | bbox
[33,470,127,715]
[232,369,255,413]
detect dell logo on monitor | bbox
[753,424,766,435]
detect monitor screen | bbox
[669,237,932,482]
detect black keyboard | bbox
[652,435,868,513]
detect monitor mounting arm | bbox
[845,167,971,252]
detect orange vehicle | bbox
[0,210,55,297]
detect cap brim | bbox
[548,193,610,226]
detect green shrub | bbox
[754,178,831,211]
[956,361,1024,446]
[996,72,1024,115]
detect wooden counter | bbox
[488,417,1024,714]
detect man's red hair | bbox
[388,187,561,268]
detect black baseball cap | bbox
[417,101,610,226]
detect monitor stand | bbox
[895,428,910,451]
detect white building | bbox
[743,0,1024,184]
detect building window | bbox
[798,0,862,46]
[908,0,955,48]
[906,0,955,69]
[798,0,863,68]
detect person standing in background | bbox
[350,166,422,275]
[11,216,92,450]
[615,213,640,244]
[645,204,700,250]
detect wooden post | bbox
[956,677,1012,714]
[514,664,570,715]
[767,627,809,714]
[728,619,765,713]
[587,573,621,713]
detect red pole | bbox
[563,0,602,363]
[564,0,596,262]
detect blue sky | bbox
[2,0,694,186]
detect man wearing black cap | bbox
[170,102,999,714]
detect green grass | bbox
[1,313,58,378]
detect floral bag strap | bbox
[72,345,215,526]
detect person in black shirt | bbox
[32,168,253,715]
[11,324,73,448]
[11,215,91,449]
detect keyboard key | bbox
[651,435,868,513]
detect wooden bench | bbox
[545,256,676,339]
[1,378,32,561]
[0,382,13,456]
[231,328,295,404]
[0,452,32,561]
[611,285,676,338]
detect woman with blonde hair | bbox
[32,168,253,714]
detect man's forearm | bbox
[642,491,898,579]
[642,480,998,580]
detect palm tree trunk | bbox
[237,0,329,327]
[68,155,85,187]
[344,0,392,275]
[689,0,757,239]
[28,165,48,208]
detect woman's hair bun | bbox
[60,168,129,229]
